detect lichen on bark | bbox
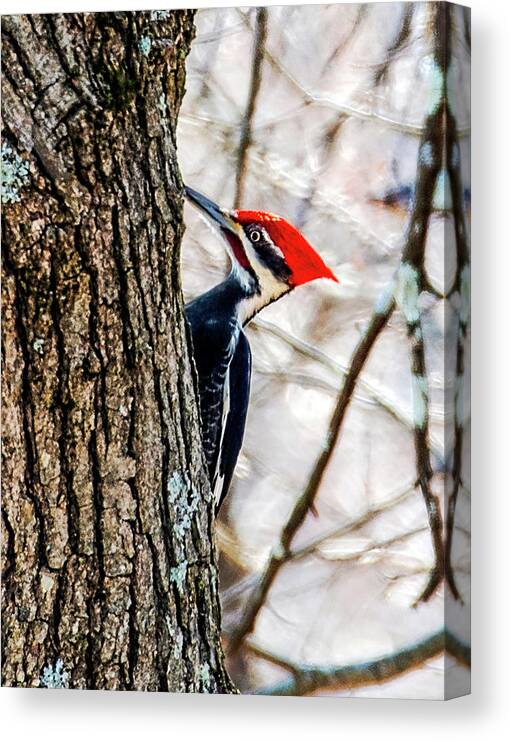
[1,10,235,693]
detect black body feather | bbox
[185,274,252,512]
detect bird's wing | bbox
[196,326,239,479]
[212,331,252,512]
[186,309,240,483]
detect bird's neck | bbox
[228,267,291,326]
[189,270,291,328]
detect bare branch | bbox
[252,631,470,696]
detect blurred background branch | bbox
[254,631,470,696]
[234,7,267,208]
[229,290,395,653]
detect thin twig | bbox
[312,526,429,565]
[322,4,368,70]
[194,22,245,46]
[251,318,444,460]
[181,99,470,139]
[294,111,347,230]
[373,4,415,86]
[233,7,267,209]
[219,481,415,603]
[288,484,416,562]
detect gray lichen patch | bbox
[421,54,444,113]
[432,169,453,211]
[199,661,211,692]
[150,10,171,21]
[32,337,45,355]
[419,141,435,168]
[157,93,168,115]
[395,262,420,323]
[139,35,152,57]
[412,374,428,430]
[170,561,188,594]
[168,470,200,542]
[39,658,70,689]
[166,616,184,660]
[1,143,30,204]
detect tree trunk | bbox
[1,10,234,693]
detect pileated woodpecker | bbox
[184,186,338,512]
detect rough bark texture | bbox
[1,10,234,693]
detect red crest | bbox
[234,210,339,286]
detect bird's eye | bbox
[249,229,262,243]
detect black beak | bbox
[184,186,236,233]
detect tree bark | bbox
[1,10,234,693]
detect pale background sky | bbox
[178,0,469,700]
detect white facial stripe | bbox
[238,227,291,324]
[258,227,286,260]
